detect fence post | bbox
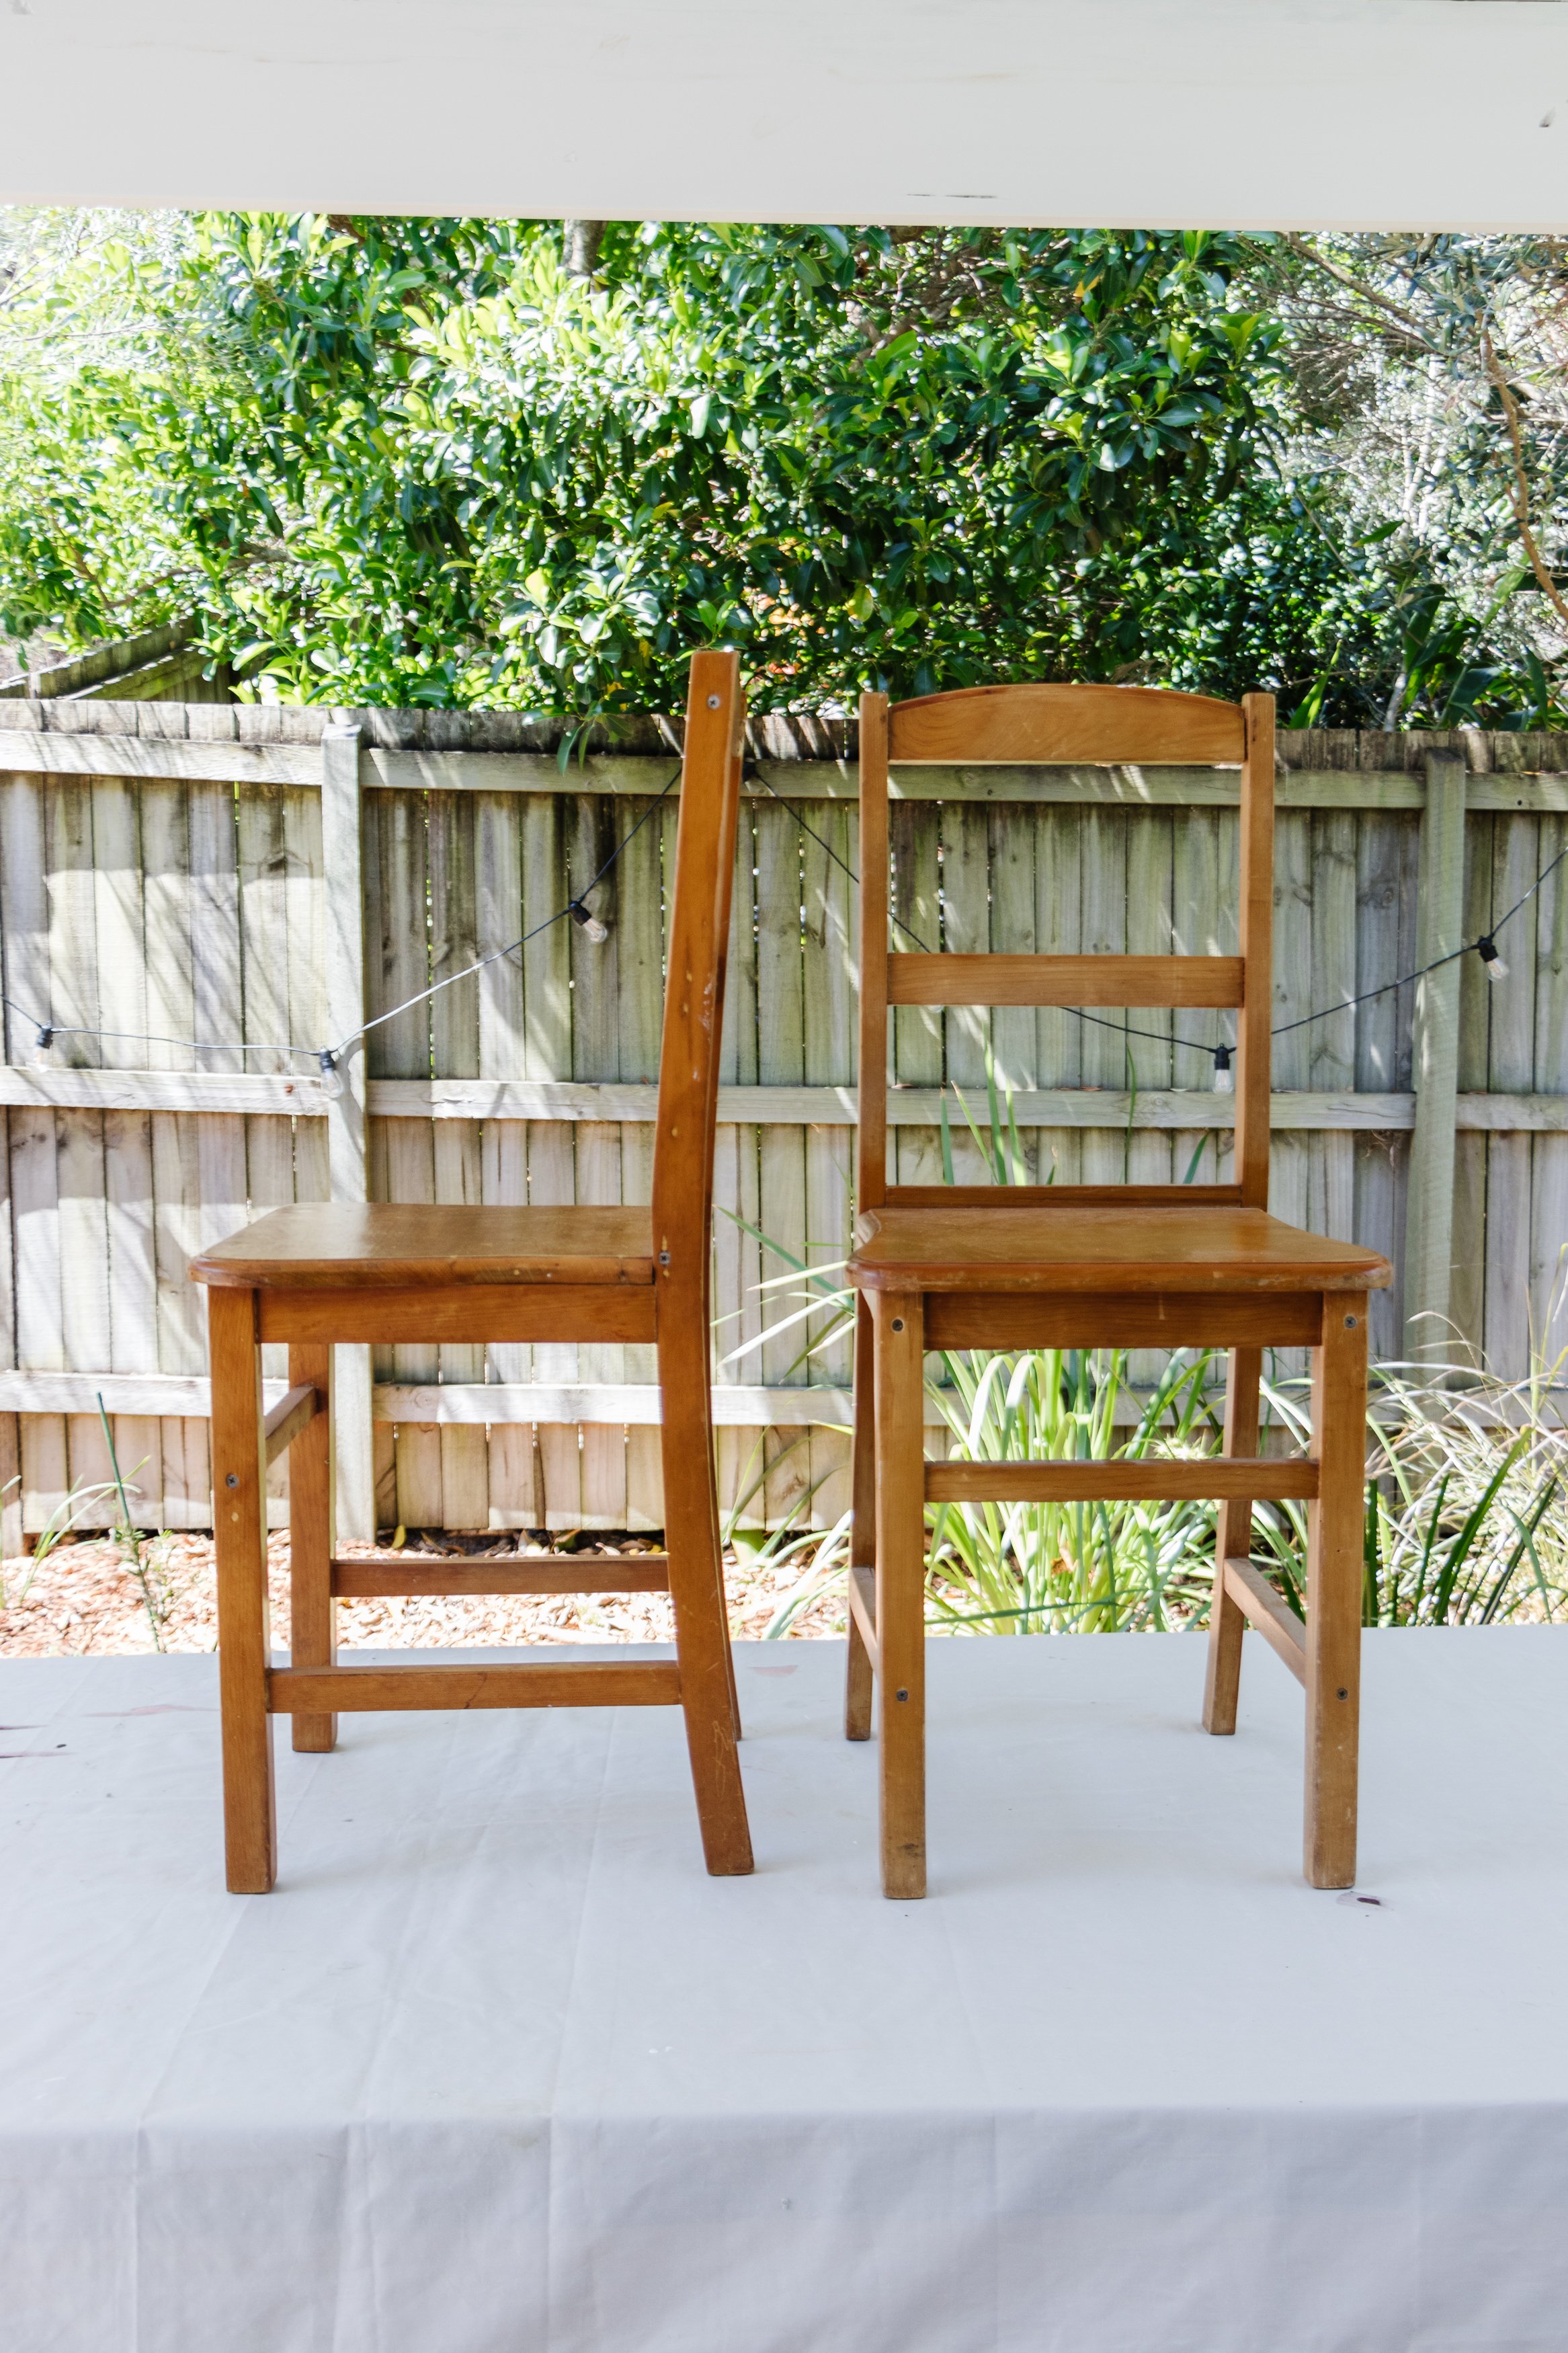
[1402,751,1468,1366]
[321,723,374,1540]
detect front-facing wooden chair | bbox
[845,683,1391,1899]
[192,651,752,1891]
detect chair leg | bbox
[845,1295,876,1742]
[1304,1293,1367,1889]
[210,1287,276,1893]
[658,1324,753,1877]
[874,1291,926,1899]
[288,1343,337,1754]
[1202,1344,1262,1735]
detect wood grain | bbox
[853,1206,1392,1295]
[331,1554,671,1596]
[1202,1345,1262,1735]
[209,1285,276,1892]
[1222,1553,1307,1684]
[887,683,1245,766]
[286,1343,335,1753]
[874,1291,927,1901]
[923,1456,1318,1504]
[1304,1293,1368,1889]
[192,1201,655,1287]
[269,1661,682,1712]
[257,1285,659,1345]
[886,952,1244,1008]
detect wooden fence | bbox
[1,700,1565,1546]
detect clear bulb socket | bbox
[570,902,608,945]
[1479,938,1508,983]
[1212,1048,1233,1094]
[317,1051,345,1100]
[32,1026,53,1070]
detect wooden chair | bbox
[845,683,1392,1899]
[192,651,753,1891]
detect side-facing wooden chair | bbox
[192,651,753,1891]
[845,683,1391,1899]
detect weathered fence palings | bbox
[1,703,1565,1544]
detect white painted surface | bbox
[1,3,1567,229]
[4,1628,1568,2350]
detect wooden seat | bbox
[192,652,753,1891]
[844,681,1392,1899]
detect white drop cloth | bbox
[3,1628,1567,2352]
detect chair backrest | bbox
[856,681,1275,1214]
[651,649,745,1300]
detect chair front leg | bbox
[1304,1292,1368,1889]
[287,1342,336,1753]
[845,1294,876,1742]
[210,1285,277,1893]
[873,1289,927,1899]
[1202,1344,1263,1735]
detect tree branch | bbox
[1481,325,1568,635]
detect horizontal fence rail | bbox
[1,699,1565,1544]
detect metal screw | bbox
[706,694,721,709]
[896,1688,909,1702]
[891,1317,905,1332]
[657,1250,671,1267]
[1337,1687,1348,1700]
[225,1472,238,1489]
[1344,1314,1358,1329]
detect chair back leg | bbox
[844,1296,876,1742]
[1304,1293,1368,1888]
[288,1341,337,1753]
[1202,1343,1264,1735]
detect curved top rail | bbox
[888,682,1245,766]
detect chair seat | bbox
[191,1202,655,1289]
[849,1205,1392,1294]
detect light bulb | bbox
[32,1024,53,1070]
[1478,936,1508,984]
[569,900,609,945]
[317,1049,345,1099]
[1212,1045,1233,1094]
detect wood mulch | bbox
[0,1529,849,1658]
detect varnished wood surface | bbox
[1305,1297,1368,1888]
[1223,1554,1308,1685]
[192,1202,655,1289]
[874,1291,927,1899]
[268,1661,683,1712]
[886,952,1245,1008]
[923,1458,1319,1505]
[852,1207,1393,1294]
[209,1287,276,1893]
[888,1183,1244,1211]
[262,1382,320,1467]
[1202,1346,1264,1737]
[888,682,1245,766]
[331,1555,672,1597]
[923,1291,1324,1349]
[258,1285,658,1345]
[286,1342,336,1755]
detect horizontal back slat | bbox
[886,953,1246,1008]
[889,684,1245,767]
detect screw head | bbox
[891,1317,905,1332]
[225,1472,239,1489]
[1344,1313,1358,1329]
[1337,1686,1348,1700]
[706,693,721,709]
[896,1688,909,1702]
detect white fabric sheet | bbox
[3,1628,1568,2352]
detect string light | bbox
[569,899,610,945]
[32,1023,52,1070]
[317,1048,345,1100]
[1211,1044,1233,1094]
[1477,934,1508,983]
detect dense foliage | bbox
[1,212,1563,721]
